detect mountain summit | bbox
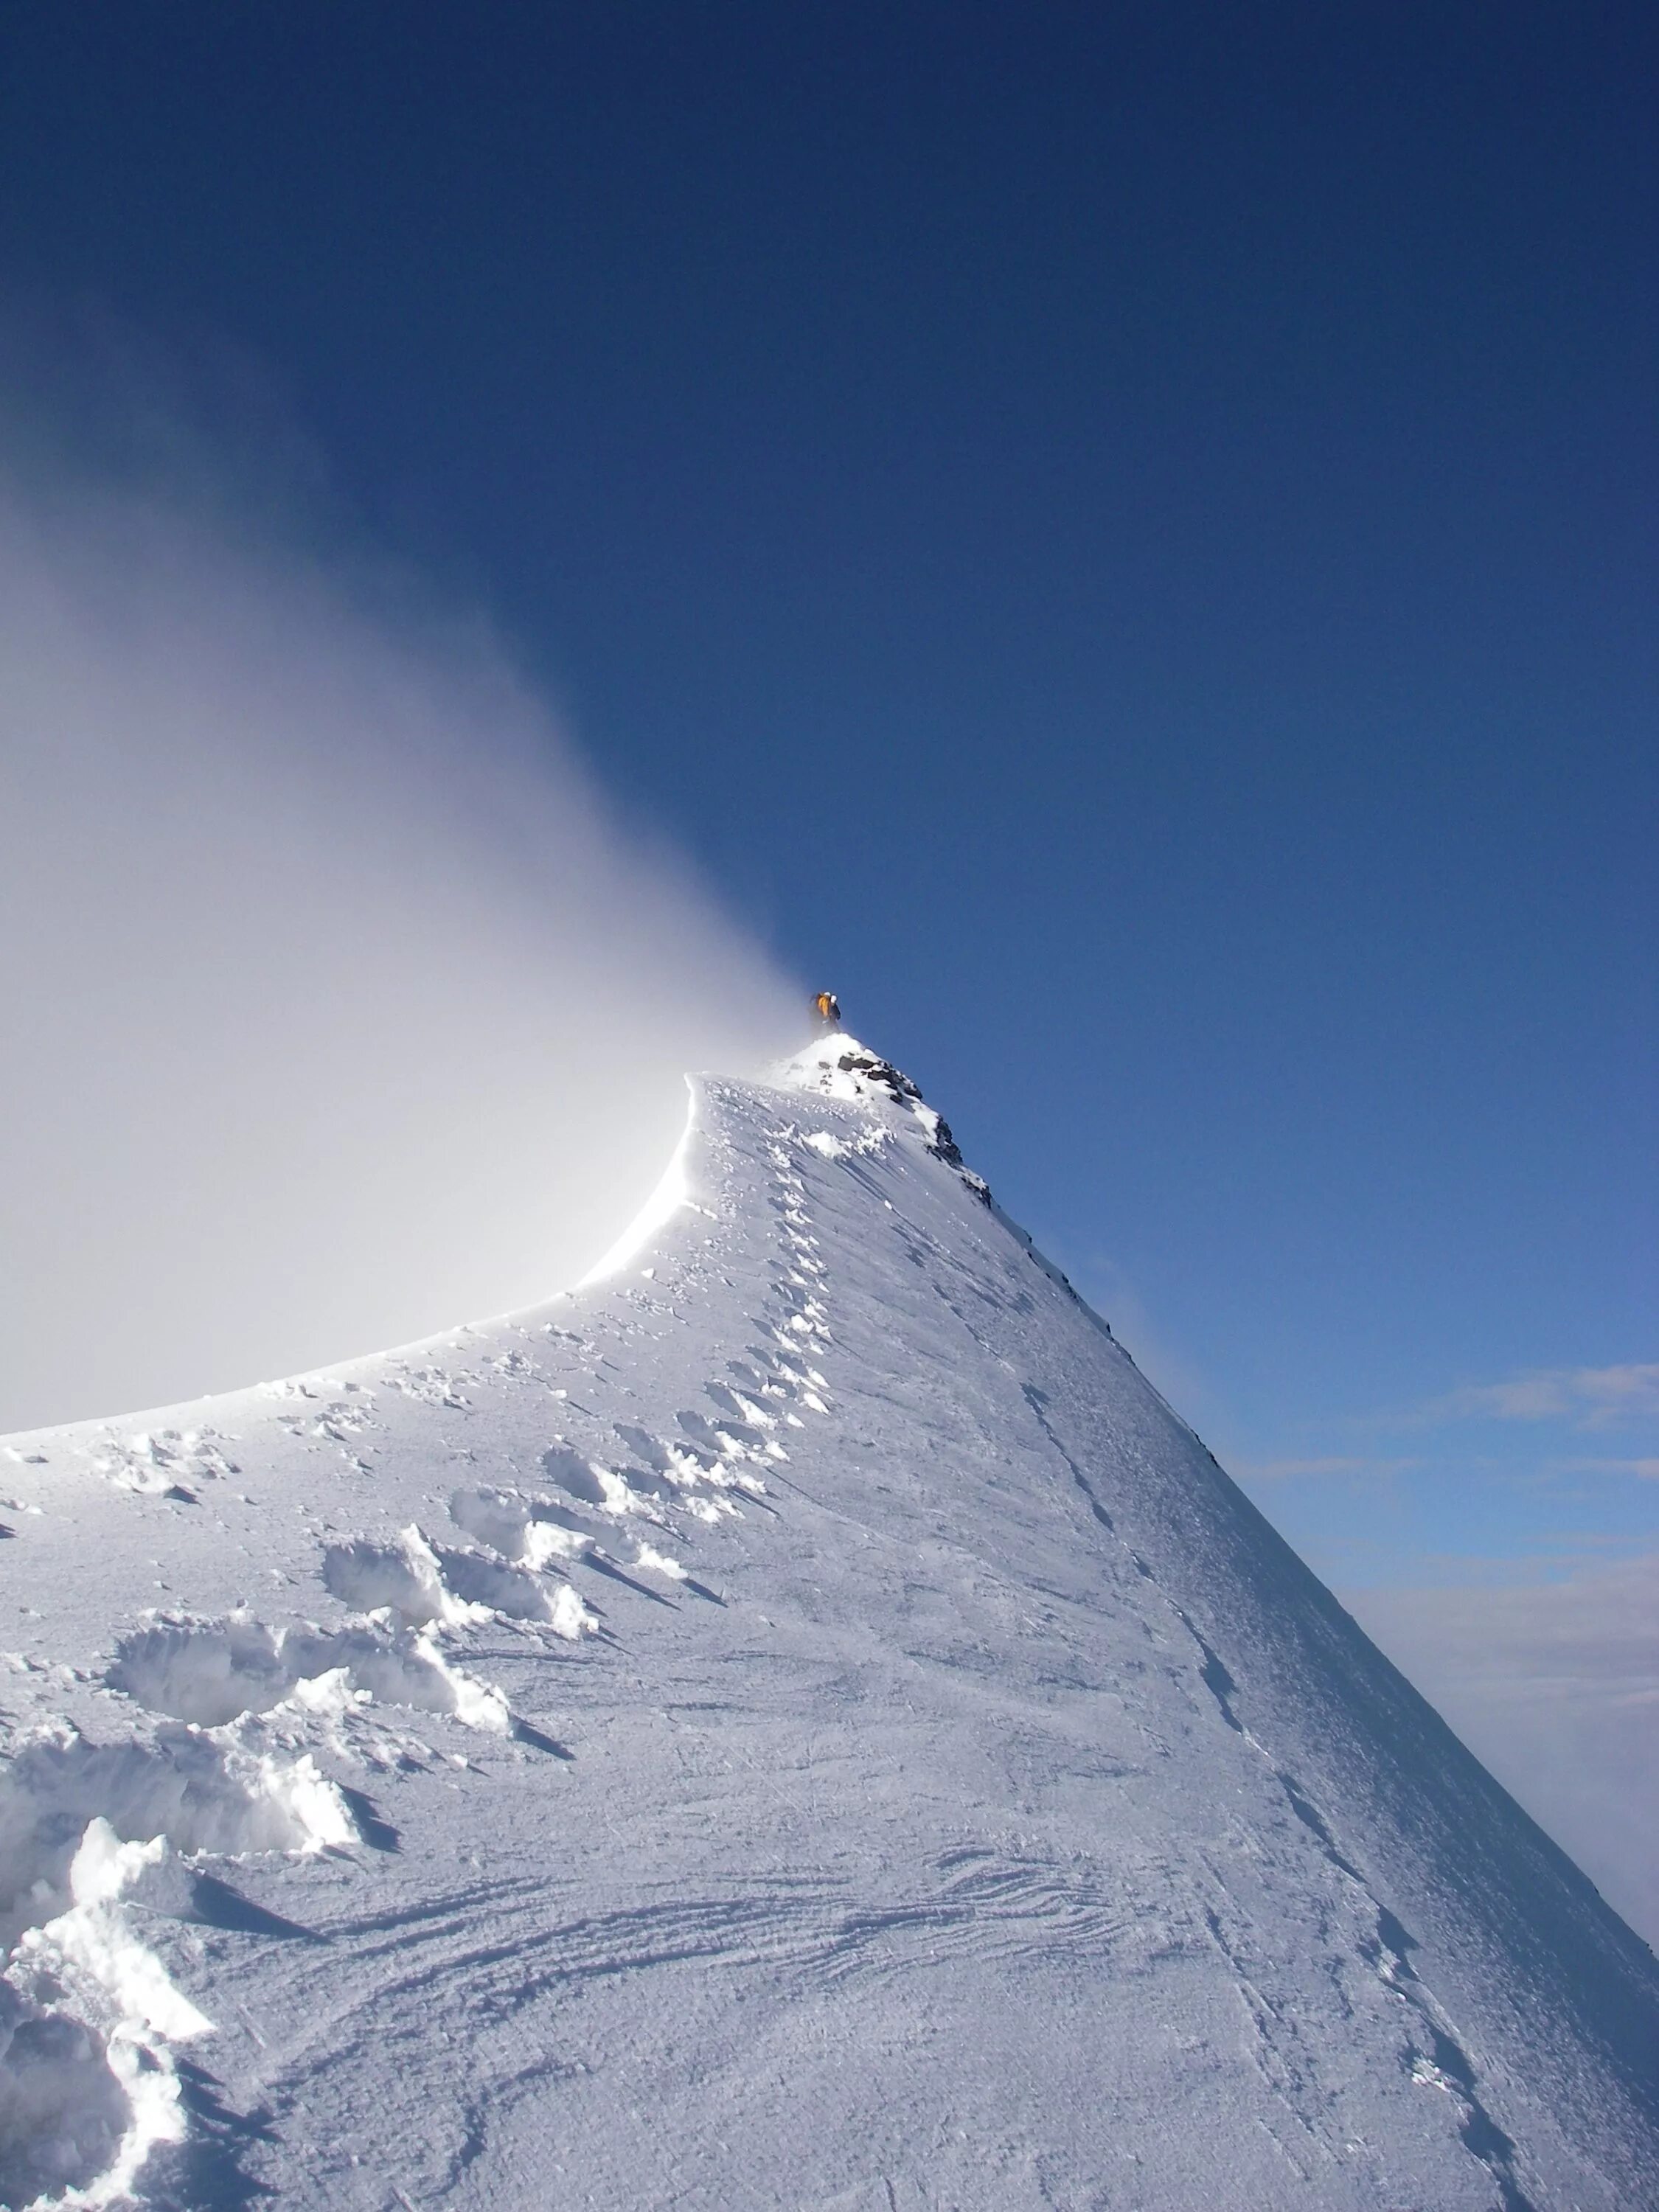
[3,1037,1655,2209]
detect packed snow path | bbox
[2,1037,1655,2210]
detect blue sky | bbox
[1,1,1654,1604]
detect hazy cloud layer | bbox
[1235,1455,1420,1481]
[1425,1362,1659,1427]
[0,472,801,1432]
[1346,1556,1659,1950]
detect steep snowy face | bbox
[1,1038,1655,2211]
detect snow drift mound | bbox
[1,1033,1655,2211]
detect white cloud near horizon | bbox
[0,467,803,1433]
[1235,1455,1421,1481]
[1346,1554,1659,1951]
[1423,1362,1659,1427]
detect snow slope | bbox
[2,1035,1655,2211]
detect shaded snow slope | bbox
[1,1036,1655,2210]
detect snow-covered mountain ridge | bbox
[2,1035,1655,2210]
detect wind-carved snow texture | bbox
[89,1429,241,1505]
[0,1723,349,2207]
[1,1033,1656,2209]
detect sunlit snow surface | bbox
[1,1037,1655,2210]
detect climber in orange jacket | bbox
[813,990,841,1030]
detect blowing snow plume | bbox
[0,472,799,1434]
